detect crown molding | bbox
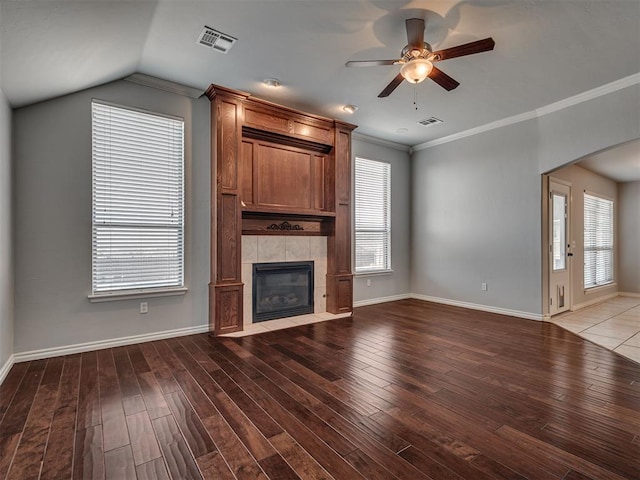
[352,132,412,152]
[412,72,640,152]
[536,72,640,117]
[125,73,204,99]
[412,111,537,152]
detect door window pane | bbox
[552,193,566,271]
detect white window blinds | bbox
[584,192,614,289]
[92,101,184,294]
[355,157,391,273]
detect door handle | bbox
[568,253,573,257]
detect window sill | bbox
[88,287,188,303]
[355,270,394,277]
[583,283,616,295]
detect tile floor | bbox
[552,295,640,364]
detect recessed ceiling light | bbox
[263,78,281,88]
[395,128,409,134]
[343,104,358,114]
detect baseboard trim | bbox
[619,291,640,298]
[571,292,619,311]
[0,354,15,385]
[14,324,210,363]
[353,294,412,308]
[410,294,544,321]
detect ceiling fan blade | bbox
[378,73,405,98]
[428,66,460,91]
[345,59,399,67]
[405,18,425,50]
[432,37,495,62]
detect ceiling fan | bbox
[346,18,495,97]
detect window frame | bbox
[583,191,615,291]
[354,156,392,275]
[89,100,186,301]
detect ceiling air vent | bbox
[417,117,443,127]
[197,26,237,54]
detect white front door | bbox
[549,179,572,315]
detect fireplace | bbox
[253,261,314,322]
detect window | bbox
[91,101,184,296]
[584,192,614,289]
[354,157,391,273]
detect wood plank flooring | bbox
[1,299,639,479]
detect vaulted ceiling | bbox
[1,0,639,150]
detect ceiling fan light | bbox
[400,59,433,84]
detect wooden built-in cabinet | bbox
[206,84,356,334]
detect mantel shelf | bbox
[241,206,336,218]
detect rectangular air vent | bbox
[417,117,443,127]
[197,26,237,54]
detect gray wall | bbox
[549,165,618,307]
[352,137,411,303]
[0,86,13,368]
[411,120,542,315]
[13,80,210,354]
[619,181,640,293]
[411,84,639,316]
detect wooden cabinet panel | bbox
[293,121,332,144]
[219,101,239,190]
[256,144,311,209]
[245,104,334,145]
[218,193,239,282]
[240,141,254,206]
[313,155,325,211]
[207,84,356,334]
[214,284,243,334]
[335,129,351,204]
[326,274,353,314]
[244,107,290,135]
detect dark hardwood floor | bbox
[1,299,639,479]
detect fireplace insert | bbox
[252,261,314,322]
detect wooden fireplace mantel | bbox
[205,84,356,335]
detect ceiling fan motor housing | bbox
[401,42,432,62]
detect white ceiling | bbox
[1,0,639,147]
[576,139,640,183]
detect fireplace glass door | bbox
[253,261,314,322]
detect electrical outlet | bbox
[481,282,488,291]
[366,279,371,287]
[140,302,148,314]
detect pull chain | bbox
[413,84,418,110]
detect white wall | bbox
[411,83,640,317]
[0,85,14,370]
[13,80,210,354]
[352,137,411,304]
[619,181,640,294]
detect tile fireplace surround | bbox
[241,235,329,326]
